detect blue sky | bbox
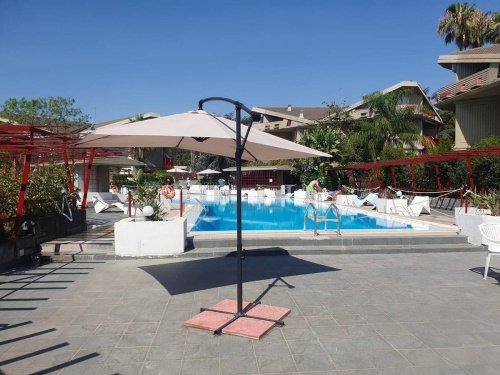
[1,0,498,122]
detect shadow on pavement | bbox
[140,253,340,295]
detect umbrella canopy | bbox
[167,167,189,173]
[77,110,330,160]
[196,168,221,175]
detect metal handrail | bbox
[303,203,318,236]
[322,203,341,235]
[192,197,208,213]
[303,202,341,236]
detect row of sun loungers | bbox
[289,190,431,217]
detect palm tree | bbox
[437,3,493,50]
[486,11,500,44]
[346,90,423,162]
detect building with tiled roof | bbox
[436,44,500,149]
[347,81,442,143]
[252,105,329,142]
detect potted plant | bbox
[455,190,500,245]
[114,169,187,256]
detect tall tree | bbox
[292,124,345,187]
[486,11,500,44]
[437,3,494,50]
[0,97,90,131]
[346,90,423,162]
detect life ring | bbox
[161,185,176,199]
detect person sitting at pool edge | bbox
[307,179,321,192]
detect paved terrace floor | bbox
[1,252,499,375]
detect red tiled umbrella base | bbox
[184,299,290,339]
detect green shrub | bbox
[112,171,173,188]
[472,135,500,191]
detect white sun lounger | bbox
[351,192,378,209]
[396,196,431,217]
[91,196,125,214]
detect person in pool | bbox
[306,179,322,192]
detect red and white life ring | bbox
[161,185,176,199]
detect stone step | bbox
[188,234,469,249]
[41,234,469,255]
[47,243,484,262]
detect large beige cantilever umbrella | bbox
[77,98,330,333]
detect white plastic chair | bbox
[479,223,500,280]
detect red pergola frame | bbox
[327,147,500,194]
[0,125,127,239]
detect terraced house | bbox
[435,44,500,149]
[254,81,443,152]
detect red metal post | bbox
[391,167,397,188]
[81,148,95,210]
[62,146,74,193]
[434,164,442,191]
[460,186,464,207]
[128,190,132,217]
[374,167,381,196]
[409,164,416,192]
[466,158,474,190]
[180,189,183,217]
[465,190,469,214]
[12,152,32,239]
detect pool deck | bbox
[1,252,499,374]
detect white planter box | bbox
[455,207,499,245]
[115,217,187,256]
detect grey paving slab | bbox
[1,252,499,374]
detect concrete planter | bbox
[1,210,87,269]
[34,210,87,243]
[115,217,187,257]
[455,207,500,245]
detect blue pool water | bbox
[190,196,413,232]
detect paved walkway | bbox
[1,253,499,374]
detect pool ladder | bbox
[303,202,341,236]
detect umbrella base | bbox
[184,299,290,339]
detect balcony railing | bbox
[399,104,438,120]
[436,68,492,103]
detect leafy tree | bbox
[437,3,495,50]
[346,90,423,162]
[486,12,500,43]
[0,97,90,131]
[292,124,345,188]
[433,110,456,153]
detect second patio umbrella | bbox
[196,168,221,175]
[166,167,189,173]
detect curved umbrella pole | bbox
[197,98,285,333]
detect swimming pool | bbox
[189,196,415,232]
